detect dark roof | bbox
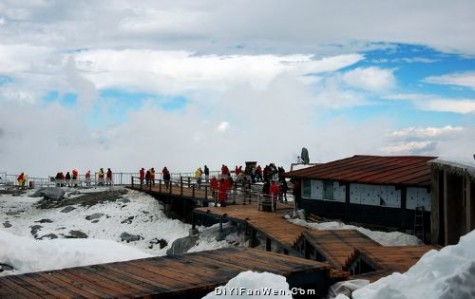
[285,155,437,187]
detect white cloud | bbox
[342,67,396,91]
[385,94,475,114]
[391,126,464,138]
[215,121,230,133]
[424,72,475,90]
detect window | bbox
[303,179,311,198]
[323,181,334,200]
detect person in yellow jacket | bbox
[195,167,203,188]
[98,168,105,186]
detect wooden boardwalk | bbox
[194,203,307,250]
[295,229,439,282]
[0,247,331,298]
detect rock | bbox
[30,225,42,237]
[30,187,65,200]
[149,238,168,249]
[0,263,14,273]
[121,216,134,224]
[65,230,88,239]
[39,233,58,240]
[60,206,76,213]
[85,213,104,221]
[120,232,143,243]
[91,220,99,223]
[117,198,130,203]
[35,219,53,223]
[166,235,199,255]
[2,221,12,228]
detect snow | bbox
[1,186,475,299]
[0,187,242,276]
[288,217,422,246]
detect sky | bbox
[1,0,475,177]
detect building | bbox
[430,159,475,245]
[285,155,436,242]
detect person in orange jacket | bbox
[210,176,219,200]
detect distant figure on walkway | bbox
[72,169,79,187]
[162,167,171,189]
[106,168,113,185]
[270,181,280,210]
[204,165,209,183]
[218,178,228,207]
[65,171,71,187]
[280,179,288,204]
[195,167,203,188]
[85,170,91,186]
[210,176,218,200]
[55,172,65,187]
[150,168,156,185]
[98,168,105,186]
[17,172,25,187]
[145,169,151,186]
[139,168,145,186]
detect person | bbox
[98,168,105,186]
[106,168,113,185]
[195,167,203,188]
[55,172,63,187]
[85,170,91,186]
[256,165,263,182]
[17,172,25,188]
[162,167,171,189]
[139,168,145,186]
[204,165,210,183]
[65,171,71,187]
[145,169,151,186]
[72,169,79,187]
[280,179,288,204]
[292,179,301,209]
[210,176,219,200]
[150,168,156,185]
[218,178,228,207]
[270,181,280,211]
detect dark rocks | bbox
[0,263,14,273]
[65,230,88,239]
[60,206,76,213]
[120,232,143,243]
[39,233,58,240]
[35,219,53,223]
[117,198,130,204]
[2,221,12,228]
[30,187,65,201]
[121,216,134,224]
[166,235,199,255]
[30,225,42,237]
[149,238,168,249]
[85,213,105,221]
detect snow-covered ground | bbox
[1,186,474,298]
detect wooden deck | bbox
[297,229,439,282]
[0,247,331,298]
[194,203,308,249]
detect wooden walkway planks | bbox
[195,203,307,249]
[0,247,330,299]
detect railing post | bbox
[159,179,162,193]
[180,177,183,196]
[187,177,191,188]
[192,185,195,198]
[131,176,134,188]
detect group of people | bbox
[54,168,113,187]
[139,167,171,189]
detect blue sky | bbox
[0,1,474,177]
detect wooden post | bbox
[266,237,272,251]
